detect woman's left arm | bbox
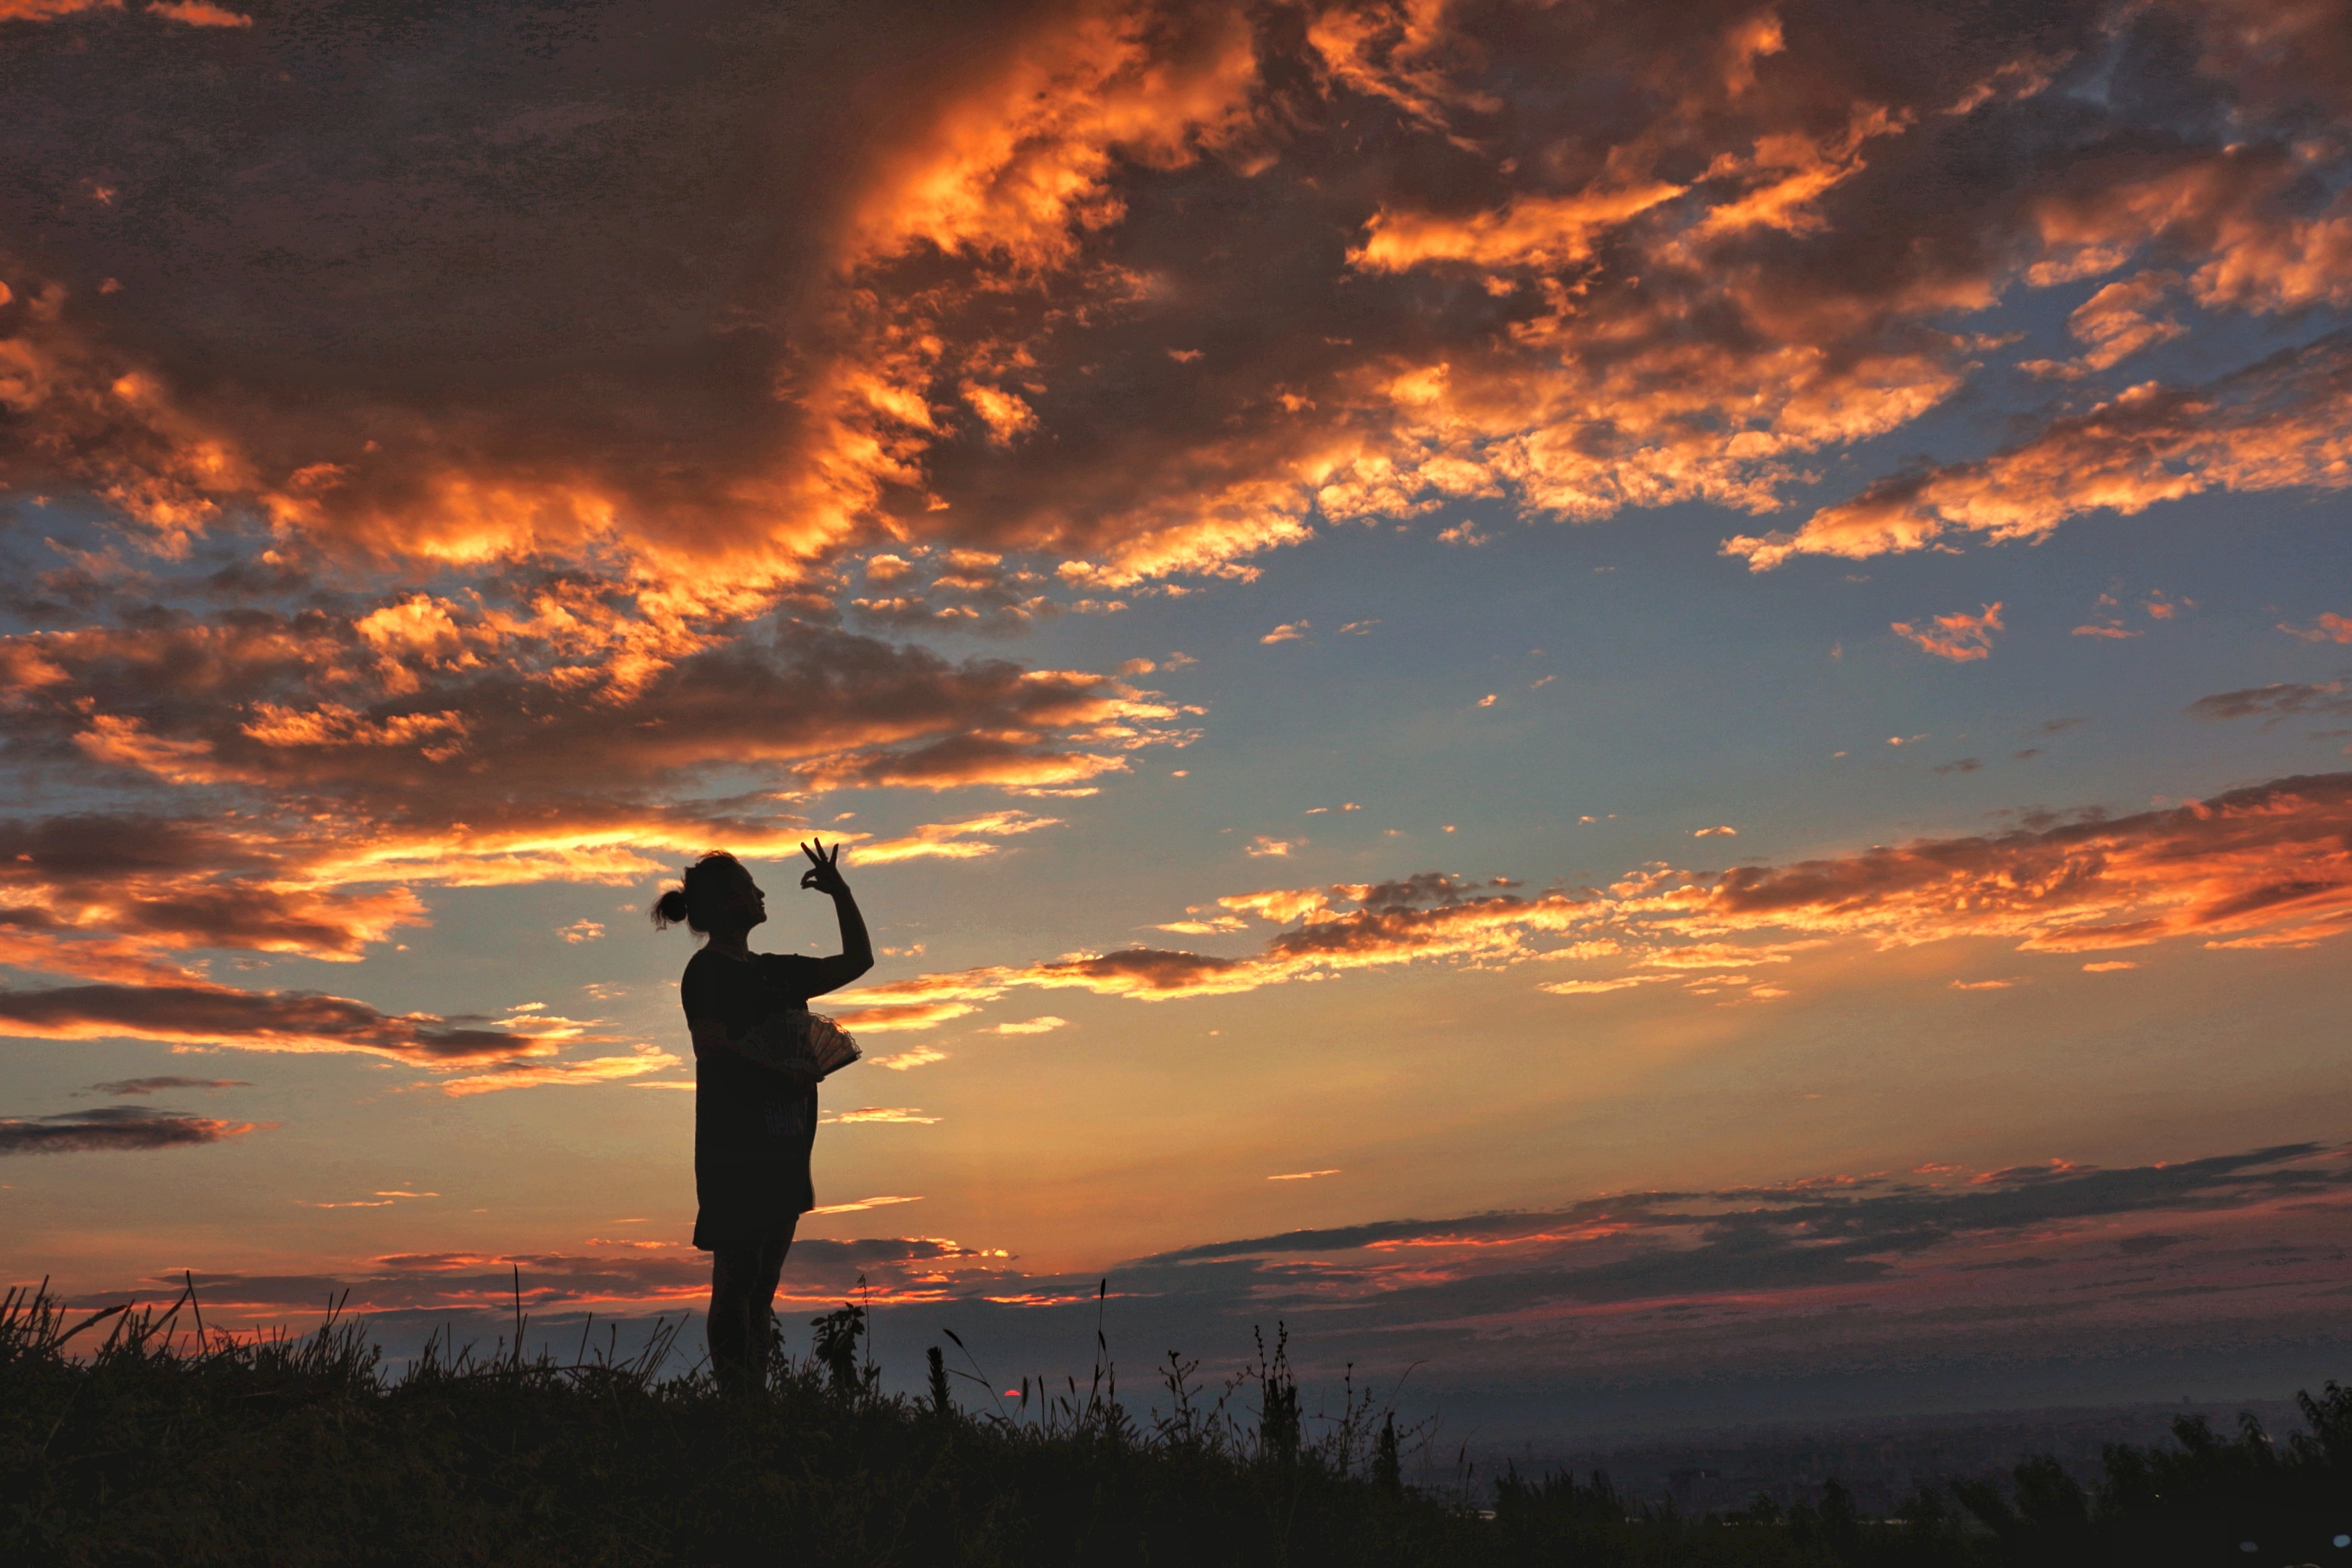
[799,839,874,996]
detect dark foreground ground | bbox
[1503,1400,2314,1519]
[4,1283,2349,1567]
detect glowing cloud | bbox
[1892,604,2004,662]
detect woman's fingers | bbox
[792,838,847,890]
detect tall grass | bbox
[1,1273,2344,1565]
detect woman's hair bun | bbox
[650,852,741,934]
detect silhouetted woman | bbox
[651,842,872,1394]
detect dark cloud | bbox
[1035,947,1252,995]
[2117,1233,2186,1257]
[1145,1145,2343,1272]
[2187,682,2352,722]
[99,1235,1001,1312]
[1,0,2344,594]
[4,0,2348,1005]
[0,811,426,968]
[62,1142,2352,1421]
[0,613,1173,984]
[1047,1144,2352,1355]
[0,981,561,1061]
[80,1075,251,1095]
[0,613,1172,811]
[0,0,1085,573]
[0,1104,264,1154]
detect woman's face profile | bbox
[722,867,766,931]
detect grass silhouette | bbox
[3,1274,2346,1565]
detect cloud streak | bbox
[70,1142,2351,1405]
[0,982,585,1063]
[1726,334,2352,571]
[0,1105,266,1154]
[830,770,2352,1026]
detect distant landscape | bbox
[1496,1400,2313,1518]
[9,1281,2351,1565]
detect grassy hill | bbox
[4,1278,2347,1566]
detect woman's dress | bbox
[681,947,826,1249]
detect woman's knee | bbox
[711,1246,764,1302]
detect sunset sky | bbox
[4,0,2350,1432]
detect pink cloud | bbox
[2282,611,2352,644]
[1892,603,2003,662]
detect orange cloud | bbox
[0,607,1178,939]
[1683,772,2352,955]
[821,772,2352,1026]
[429,1048,680,1096]
[2,0,2343,619]
[847,812,1064,865]
[1892,603,2003,662]
[147,1,250,25]
[868,1045,949,1070]
[1351,183,1688,274]
[2019,270,2186,380]
[7,1,2352,1090]
[2281,612,2352,645]
[832,4,1258,276]
[1727,336,2352,569]
[0,1,116,20]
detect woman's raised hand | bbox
[799,838,851,896]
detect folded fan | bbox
[798,1012,861,1077]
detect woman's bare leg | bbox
[707,1224,794,1394]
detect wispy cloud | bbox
[807,1194,923,1217]
[426,1049,681,1097]
[2281,612,2352,645]
[85,1143,2352,1395]
[1727,336,2352,571]
[2188,682,2351,723]
[0,982,593,1062]
[829,771,2352,1024]
[868,1045,949,1071]
[1892,603,2003,662]
[0,1106,267,1155]
[80,1076,250,1097]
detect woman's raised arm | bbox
[799,839,874,997]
